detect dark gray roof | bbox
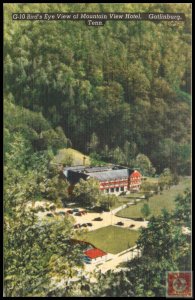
[84,166,112,173]
[63,169,88,184]
[63,166,86,179]
[62,165,136,184]
[64,166,86,172]
[64,166,114,173]
[87,169,129,181]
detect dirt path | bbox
[110,204,128,214]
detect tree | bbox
[140,203,151,220]
[135,154,156,176]
[88,132,99,153]
[172,173,180,185]
[4,100,70,153]
[126,209,190,297]
[90,271,135,297]
[38,172,69,204]
[54,126,68,149]
[89,152,107,167]
[173,188,191,228]
[141,181,159,196]
[99,194,117,211]
[73,178,100,206]
[112,146,125,165]
[123,140,137,166]
[159,168,173,190]
[156,138,191,175]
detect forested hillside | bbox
[3,3,192,297]
[4,3,191,174]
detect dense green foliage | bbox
[140,203,151,220]
[174,188,191,228]
[89,271,135,297]
[45,270,135,297]
[125,190,191,297]
[73,177,100,206]
[4,3,191,174]
[4,3,191,297]
[4,97,69,153]
[3,130,84,296]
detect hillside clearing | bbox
[52,148,90,166]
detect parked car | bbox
[46,213,54,217]
[87,223,92,227]
[72,208,79,212]
[93,217,103,221]
[67,209,73,214]
[81,210,87,215]
[86,206,93,211]
[57,211,66,216]
[81,223,88,227]
[129,224,135,228]
[75,212,82,216]
[74,224,81,229]
[93,206,104,213]
[116,222,124,226]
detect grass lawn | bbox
[110,197,131,209]
[121,193,145,199]
[52,148,90,166]
[78,225,140,254]
[144,177,159,184]
[116,178,191,220]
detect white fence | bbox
[117,245,141,260]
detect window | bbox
[111,188,114,193]
[106,189,109,193]
[120,187,124,191]
[116,187,119,192]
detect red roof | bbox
[84,248,107,259]
[130,170,141,177]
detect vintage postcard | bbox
[3,3,192,297]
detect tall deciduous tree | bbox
[73,178,100,206]
[140,203,151,221]
[135,154,156,176]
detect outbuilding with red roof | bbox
[83,248,107,264]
